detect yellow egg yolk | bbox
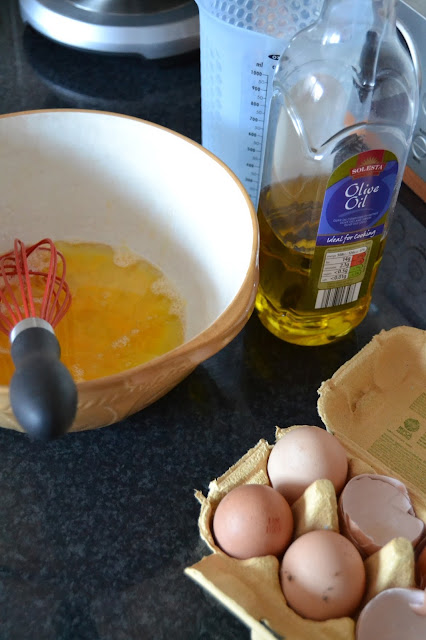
[0,241,185,383]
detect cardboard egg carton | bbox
[185,326,426,639]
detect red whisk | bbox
[0,238,77,439]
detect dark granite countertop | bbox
[0,2,425,639]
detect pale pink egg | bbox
[267,425,348,504]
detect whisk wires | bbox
[0,238,71,336]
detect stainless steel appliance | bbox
[19,0,199,59]
[397,0,426,200]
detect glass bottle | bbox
[255,0,419,346]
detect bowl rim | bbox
[0,108,259,392]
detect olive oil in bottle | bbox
[255,0,419,345]
[256,177,386,345]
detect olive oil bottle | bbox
[256,0,419,346]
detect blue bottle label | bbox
[310,150,398,310]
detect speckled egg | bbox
[280,529,366,621]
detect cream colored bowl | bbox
[0,110,258,433]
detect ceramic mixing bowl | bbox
[0,110,258,433]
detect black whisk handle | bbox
[9,322,77,440]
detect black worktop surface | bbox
[1,2,425,639]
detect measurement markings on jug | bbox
[243,66,270,203]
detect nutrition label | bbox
[320,246,368,283]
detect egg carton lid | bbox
[317,325,426,523]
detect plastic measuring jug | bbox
[195,0,323,208]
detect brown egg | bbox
[267,425,348,504]
[280,529,366,621]
[212,483,294,560]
